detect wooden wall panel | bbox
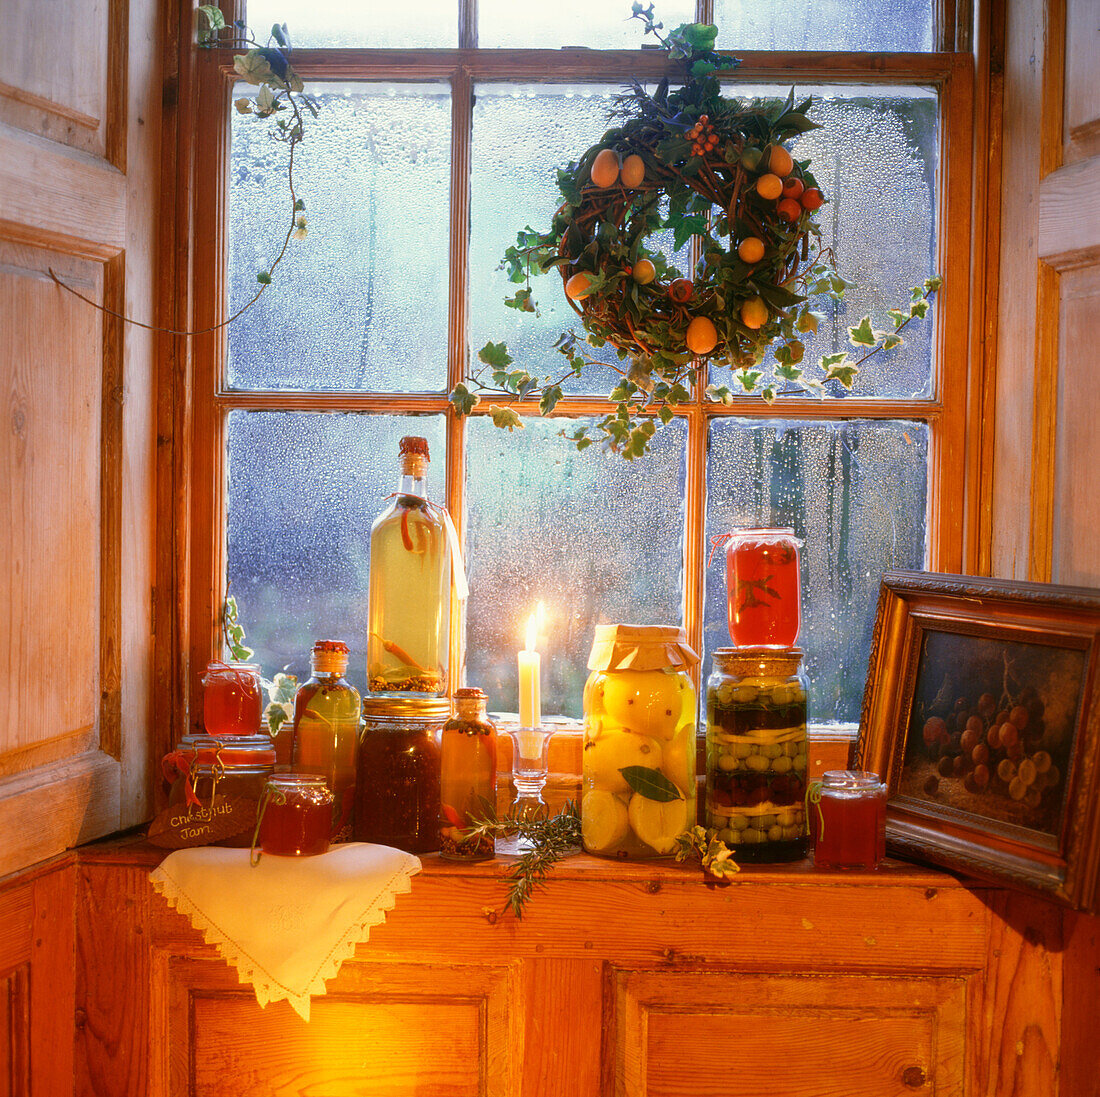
[614,968,972,1097]
[1063,0,1100,161]
[0,964,29,1097]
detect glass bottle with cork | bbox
[439,687,497,861]
[290,640,361,841]
[367,436,452,696]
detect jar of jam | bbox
[201,661,264,737]
[582,625,698,860]
[354,697,449,854]
[724,528,801,648]
[254,774,334,858]
[810,770,887,870]
[162,733,277,847]
[439,688,497,861]
[705,648,808,863]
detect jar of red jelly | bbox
[201,661,263,737]
[810,770,887,870]
[254,774,334,859]
[724,528,802,648]
[354,697,448,854]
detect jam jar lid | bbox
[587,624,699,672]
[361,695,452,722]
[171,733,276,764]
[821,769,885,791]
[712,647,804,677]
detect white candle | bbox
[517,605,543,729]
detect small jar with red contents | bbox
[724,528,802,648]
[254,775,334,859]
[201,661,263,737]
[810,770,887,870]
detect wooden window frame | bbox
[165,1,977,759]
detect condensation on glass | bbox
[244,0,458,48]
[477,0,696,48]
[228,83,452,392]
[704,418,928,726]
[706,85,938,400]
[224,411,446,695]
[713,0,934,52]
[464,415,687,719]
[470,84,690,397]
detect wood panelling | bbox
[615,968,971,1096]
[1063,0,1100,161]
[0,0,161,867]
[1038,153,1100,262]
[0,964,29,1097]
[0,0,119,161]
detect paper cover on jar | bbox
[586,623,700,672]
[149,842,420,1021]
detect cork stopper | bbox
[311,639,349,676]
[453,686,488,720]
[399,436,430,478]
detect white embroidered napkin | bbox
[149,843,421,1021]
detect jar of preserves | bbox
[162,733,277,848]
[810,770,887,870]
[706,648,808,862]
[582,625,698,859]
[254,774,334,859]
[439,688,497,861]
[354,697,449,854]
[201,661,264,737]
[724,528,801,648]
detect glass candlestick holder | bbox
[497,724,553,855]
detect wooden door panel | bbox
[0,0,122,163]
[613,969,971,1097]
[162,956,520,1097]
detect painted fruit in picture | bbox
[899,629,1087,840]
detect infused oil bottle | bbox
[367,436,452,696]
[291,640,361,840]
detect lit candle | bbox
[517,604,543,730]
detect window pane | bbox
[244,0,458,48]
[704,418,928,726]
[708,85,937,400]
[228,83,451,392]
[478,0,695,48]
[714,0,933,51]
[465,415,687,719]
[471,85,692,396]
[225,411,447,693]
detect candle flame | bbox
[524,601,546,652]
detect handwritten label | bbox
[147,795,257,848]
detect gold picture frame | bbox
[854,570,1100,912]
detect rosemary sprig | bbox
[673,826,741,879]
[464,801,582,919]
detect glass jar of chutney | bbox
[354,696,449,854]
[582,625,699,859]
[705,648,808,862]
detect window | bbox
[189,1,972,730]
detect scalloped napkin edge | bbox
[149,843,421,1022]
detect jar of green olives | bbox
[705,648,809,862]
[582,625,699,859]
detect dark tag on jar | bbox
[147,796,256,848]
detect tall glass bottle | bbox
[367,436,452,696]
[291,640,361,841]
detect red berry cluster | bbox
[688,115,718,157]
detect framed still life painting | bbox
[854,571,1100,913]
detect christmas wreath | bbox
[451,8,940,458]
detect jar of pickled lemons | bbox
[705,648,809,862]
[582,624,699,858]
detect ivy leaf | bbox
[888,309,908,328]
[821,351,849,369]
[882,332,904,350]
[256,271,272,285]
[705,383,736,405]
[824,361,859,388]
[489,405,524,432]
[658,405,674,425]
[450,382,480,418]
[761,384,777,404]
[735,368,762,392]
[848,317,876,346]
[233,50,274,86]
[478,341,513,369]
[233,97,253,115]
[924,275,944,293]
[910,299,930,320]
[539,385,564,416]
[620,765,683,802]
[197,4,226,45]
[775,363,804,382]
[505,287,538,314]
[255,83,277,116]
